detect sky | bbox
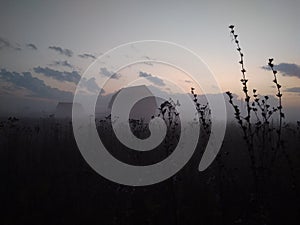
[0,0,299,121]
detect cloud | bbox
[262,63,300,79]
[0,37,11,49]
[78,53,96,59]
[26,43,37,50]
[50,60,73,69]
[100,67,120,79]
[0,69,73,101]
[0,37,21,51]
[285,87,300,93]
[34,66,80,83]
[138,71,151,78]
[143,62,153,66]
[48,46,73,57]
[139,71,165,86]
[80,77,103,93]
[34,66,102,93]
[14,46,22,51]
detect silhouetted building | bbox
[55,102,84,118]
[108,85,160,123]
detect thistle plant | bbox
[229,25,252,126]
[191,87,211,134]
[157,99,180,155]
[268,59,284,143]
[227,25,286,153]
[225,25,296,214]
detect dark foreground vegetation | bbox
[0,116,299,225]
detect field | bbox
[1,117,299,225]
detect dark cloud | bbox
[100,67,120,79]
[139,71,151,78]
[143,62,153,66]
[0,37,11,49]
[26,43,38,50]
[0,37,21,51]
[34,66,102,93]
[78,53,96,59]
[139,71,165,86]
[50,60,73,69]
[14,46,22,51]
[80,77,103,93]
[285,87,300,93]
[34,66,80,83]
[262,63,300,79]
[0,69,73,101]
[48,46,73,57]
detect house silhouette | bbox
[55,102,84,118]
[108,85,161,123]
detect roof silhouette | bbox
[55,102,84,118]
[108,85,160,122]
